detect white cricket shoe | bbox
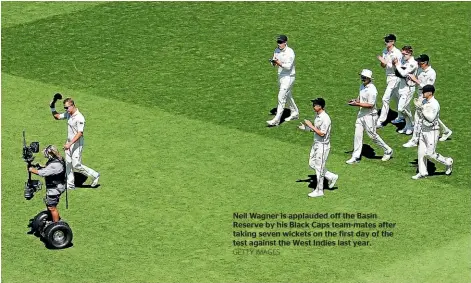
[328,175,338,189]
[405,128,413,135]
[346,157,360,164]
[412,173,427,180]
[403,140,418,148]
[398,128,406,134]
[91,174,100,188]
[382,149,393,161]
[266,119,279,126]
[284,115,299,122]
[308,189,324,198]
[445,158,453,175]
[439,130,452,142]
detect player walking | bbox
[51,97,100,189]
[298,98,338,198]
[376,34,403,128]
[346,69,393,164]
[393,46,418,135]
[403,54,452,147]
[411,85,453,179]
[267,35,299,126]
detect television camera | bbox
[22,130,42,200]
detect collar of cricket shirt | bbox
[70,108,80,117]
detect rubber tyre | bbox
[31,211,51,233]
[44,221,73,249]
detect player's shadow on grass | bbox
[268,108,292,126]
[377,109,407,131]
[410,159,445,176]
[72,172,100,189]
[344,144,383,160]
[296,174,338,191]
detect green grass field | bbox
[2,2,471,283]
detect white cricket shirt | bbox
[417,66,437,93]
[357,83,378,117]
[273,45,295,77]
[396,57,418,87]
[382,46,403,77]
[421,97,440,131]
[59,109,85,142]
[313,111,331,144]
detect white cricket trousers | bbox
[378,76,400,124]
[65,140,99,188]
[397,85,415,128]
[273,75,298,123]
[309,143,336,192]
[418,129,452,176]
[352,114,392,159]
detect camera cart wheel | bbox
[43,221,73,249]
[30,210,51,234]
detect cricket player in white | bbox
[376,34,403,128]
[393,46,418,134]
[298,98,338,198]
[403,54,452,147]
[346,69,393,164]
[411,85,453,179]
[267,34,299,126]
[51,98,100,189]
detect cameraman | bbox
[28,145,66,222]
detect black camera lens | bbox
[24,188,33,200]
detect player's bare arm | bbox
[357,102,374,108]
[348,97,373,108]
[408,74,419,84]
[303,120,324,136]
[303,119,315,130]
[51,108,62,120]
[377,55,387,68]
[312,127,325,137]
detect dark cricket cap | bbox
[311,97,326,108]
[422,84,435,94]
[416,54,430,62]
[384,34,397,41]
[276,35,288,43]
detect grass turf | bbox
[2,2,470,283]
